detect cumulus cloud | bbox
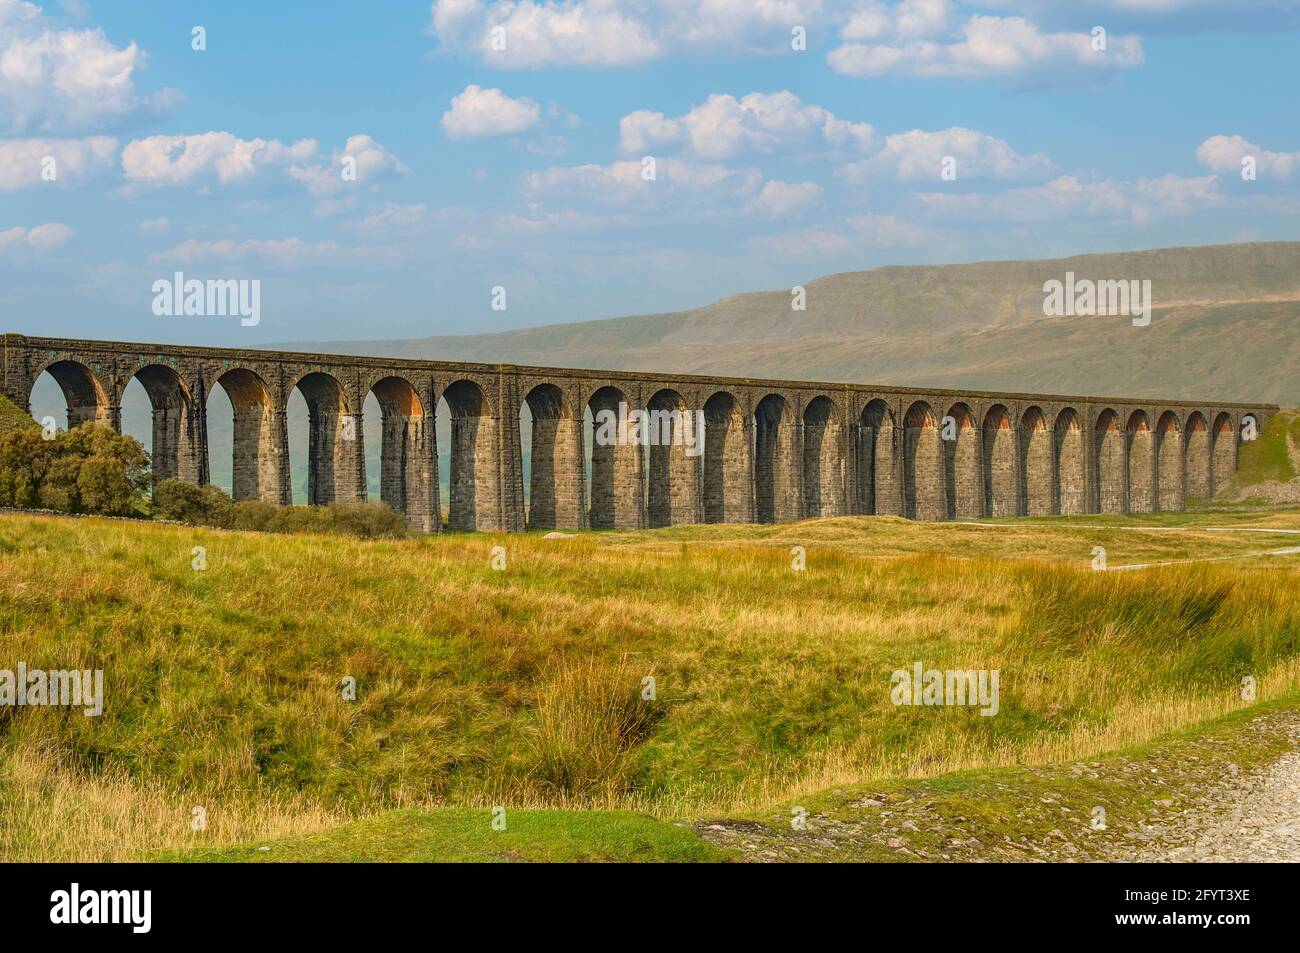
[1196,134,1298,181]
[838,127,1053,182]
[842,0,955,41]
[121,132,318,191]
[441,84,541,139]
[0,134,115,189]
[150,237,340,266]
[286,134,408,195]
[747,180,822,219]
[429,0,821,67]
[425,2,1147,85]
[0,1,179,131]
[828,15,1142,83]
[0,220,72,250]
[618,91,876,159]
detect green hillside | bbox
[0,394,39,436]
[296,240,1300,406]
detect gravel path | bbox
[1145,744,1300,862]
[698,709,1300,863]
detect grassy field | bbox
[2,508,1298,861]
[1226,409,1299,489]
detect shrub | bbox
[321,501,408,539]
[230,500,279,532]
[0,423,149,516]
[152,479,234,527]
[261,501,407,538]
[266,505,332,535]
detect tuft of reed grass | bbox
[521,656,659,806]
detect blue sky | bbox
[3,0,1299,348]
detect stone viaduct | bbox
[2,334,1277,534]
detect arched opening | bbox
[290,372,357,506]
[754,394,797,523]
[943,402,980,519]
[1156,411,1183,511]
[858,399,898,516]
[1095,409,1126,515]
[1211,413,1235,495]
[904,401,944,520]
[1054,407,1085,516]
[1020,406,1052,516]
[1185,412,1211,501]
[29,360,110,430]
[587,385,641,529]
[802,395,844,519]
[646,389,700,528]
[369,376,436,531]
[213,367,281,503]
[523,383,583,530]
[703,391,749,523]
[1126,411,1154,514]
[981,404,1017,517]
[441,379,496,531]
[127,363,199,486]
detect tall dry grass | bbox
[2,510,1299,857]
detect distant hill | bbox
[295,241,1300,406]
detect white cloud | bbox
[151,237,340,266]
[828,15,1143,82]
[1196,134,1298,181]
[0,2,178,131]
[843,0,954,41]
[0,220,72,250]
[838,127,1053,182]
[1126,173,1221,223]
[441,84,541,139]
[748,180,822,219]
[0,134,115,189]
[286,134,408,196]
[619,91,876,159]
[916,173,1219,224]
[139,216,168,234]
[120,132,319,191]
[524,156,762,208]
[431,0,662,68]
[429,0,825,68]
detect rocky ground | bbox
[697,707,1300,863]
[1140,745,1300,862]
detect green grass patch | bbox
[1231,409,1297,487]
[167,807,731,863]
[0,393,38,436]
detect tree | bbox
[0,423,150,516]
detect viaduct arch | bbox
[3,334,1275,533]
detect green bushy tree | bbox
[152,479,235,527]
[0,423,150,516]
